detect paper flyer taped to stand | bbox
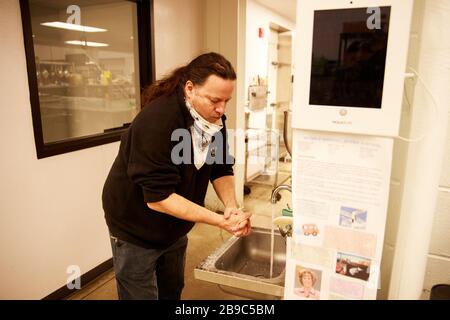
[285,130,393,300]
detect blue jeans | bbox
[110,234,188,300]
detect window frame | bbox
[19,0,155,159]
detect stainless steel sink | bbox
[194,227,286,299]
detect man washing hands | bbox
[224,207,252,237]
[102,53,252,300]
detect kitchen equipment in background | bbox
[41,68,49,81]
[283,110,292,157]
[248,85,268,110]
[63,68,70,80]
[69,73,84,87]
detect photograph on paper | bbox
[339,206,367,230]
[293,265,322,300]
[335,252,371,281]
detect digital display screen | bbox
[309,7,391,108]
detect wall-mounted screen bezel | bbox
[292,0,413,137]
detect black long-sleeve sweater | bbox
[102,89,234,249]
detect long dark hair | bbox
[141,52,236,107]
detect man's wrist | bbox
[224,201,239,209]
[212,211,226,227]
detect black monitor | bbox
[309,7,391,109]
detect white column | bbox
[388,0,450,299]
[203,0,247,207]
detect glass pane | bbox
[29,0,140,143]
[309,7,391,109]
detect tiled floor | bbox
[68,161,292,300]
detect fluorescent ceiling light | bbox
[41,22,107,33]
[65,40,109,47]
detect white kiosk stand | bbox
[285,0,413,300]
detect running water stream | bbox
[269,204,276,278]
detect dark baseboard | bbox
[42,258,113,300]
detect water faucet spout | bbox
[271,184,292,204]
[271,184,293,238]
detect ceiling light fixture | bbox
[41,22,107,33]
[65,40,109,47]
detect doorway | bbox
[267,23,293,164]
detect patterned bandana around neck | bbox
[185,99,223,170]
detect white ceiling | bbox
[254,0,297,23]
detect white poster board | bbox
[285,130,393,300]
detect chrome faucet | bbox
[271,184,293,238]
[271,184,292,204]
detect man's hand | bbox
[223,207,252,237]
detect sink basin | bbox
[194,227,286,299]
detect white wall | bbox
[420,0,450,297]
[242,0,295,182]
[378,0,425,299]
[245,0,295,131]
[245,0,295,93]
[202,0,247,211]
[425,0,450,288]
[0,0,205,299]
[381,0,450,299]
[153,0,205,80]
[423,189,450,298]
